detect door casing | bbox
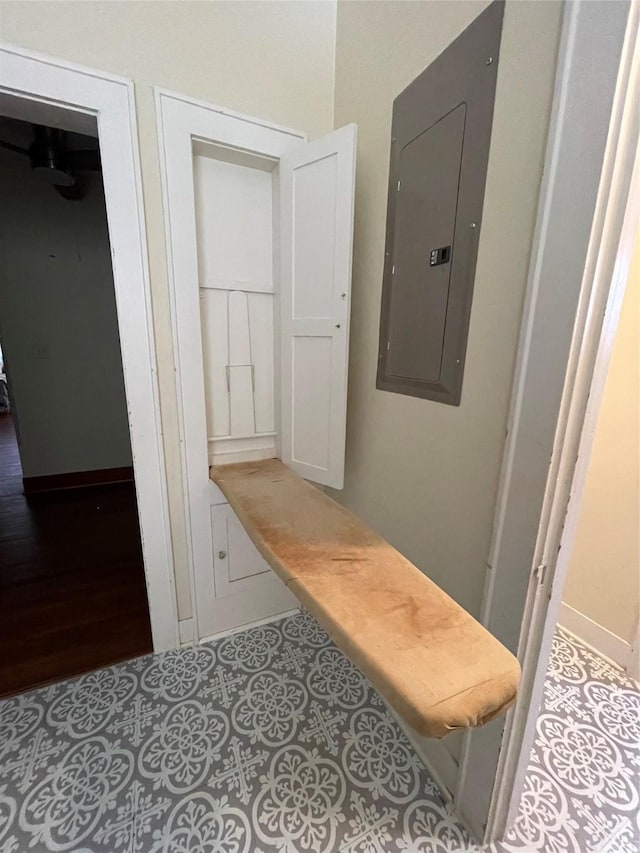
[0,43,178,652]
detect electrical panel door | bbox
[377,0,504,405]
[387,104,466,384]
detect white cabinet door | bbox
[213,503,272,594]
[279,124,357,490]
[196,501,296,639]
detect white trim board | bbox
[155,87,309,141]
[179,606,303,649]
[0,43,178,651]
[559,603,634,673]
[198,608,300,646]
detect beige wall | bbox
[0,0,337,618]
[331,1,563,616]
[1,0,566,627]
[563,229,640,645]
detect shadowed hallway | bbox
[0,413,152,697]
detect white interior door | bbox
[280,124,357,490]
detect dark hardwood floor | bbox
[0,413,153,698]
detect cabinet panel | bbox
[292,153,338,319]
[200,288,276,464]
[280,124,357,489]
[291,335,332,472]
[213,503,270,596]
[193,150,274,293]
[193,501,296,640]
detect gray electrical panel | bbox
[377,1,504,405]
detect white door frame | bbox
[154,88,307,642]
[455,0,638,841]
[489,3,639,835]
[0,44,178,651]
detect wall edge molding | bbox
[559,601,632,672]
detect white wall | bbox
[0,0,337,618]
[0,146,132,478]
[562,227,640,661]
[331,0,563,618]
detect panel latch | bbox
[429,245,452,267]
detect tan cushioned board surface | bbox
[211,459,520,738]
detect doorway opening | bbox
[505,234,640,849]
[558,229,639,682]
[0,110,153,697]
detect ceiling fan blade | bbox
[67,149,101,171]
[0,139,30,156]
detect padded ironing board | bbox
[211,459,520,738]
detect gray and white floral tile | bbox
[0,612,638,852]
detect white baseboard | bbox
[197,607,300,645]
[559,602,634,673]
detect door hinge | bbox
[533,563,548,586]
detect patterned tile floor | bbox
[0,612,638,852]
